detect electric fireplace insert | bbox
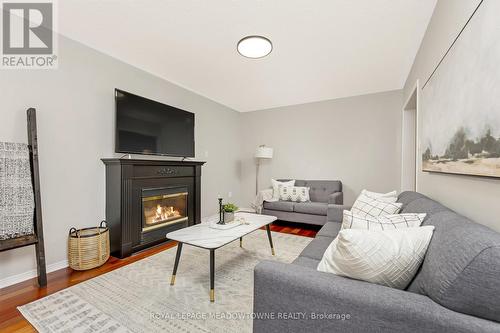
[142,187,188,233]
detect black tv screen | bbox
[115,89,195,157]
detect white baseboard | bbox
[0,259,68,289]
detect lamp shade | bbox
[255,146,273,159]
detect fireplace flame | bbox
[154,204,180,223]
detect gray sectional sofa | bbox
[262,180,344,225]
[254,191,500,332]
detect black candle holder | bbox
[217,198,225,225]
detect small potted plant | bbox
[223,203,238,223]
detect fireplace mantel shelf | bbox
[101,158,206,166]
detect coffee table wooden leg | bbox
[239,237,243,247]
[210,249,215,302]
[265,224,275,255]
[170,243,183,285]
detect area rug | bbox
[18,230,312,333]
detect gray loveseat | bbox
[254,191,500,332]
[262,180,343,226]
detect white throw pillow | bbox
[342,210,426,231]
[279,186,310,202]
[271,179,295,200]
[361,189,397,199]
[317,226,435,289]
[351,191,402,218]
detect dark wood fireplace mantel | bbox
[102,158,205,258]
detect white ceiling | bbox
[58,0,436,112]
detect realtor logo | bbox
[1,0,58,68]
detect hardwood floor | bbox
[0,221,319,332]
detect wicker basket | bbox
[68,221,110,270]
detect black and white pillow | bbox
[279,186,310,202]
[351,190,402,217]
[271,179,295,200]
[342,210,426,231]
[317,226,435,289]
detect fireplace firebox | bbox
[142,187,188,232]
[102,159,205,258]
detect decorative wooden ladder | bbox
[0,108,47,287]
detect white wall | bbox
[0,35,243,286]
[404,0,500,232]
[239,90,403,206]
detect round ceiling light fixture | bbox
[237,35,273,59]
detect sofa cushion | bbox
[299,235,334,260]
[407,208,500,323]
[317,221,342,238]
[293,202,328,216]
[292,256,320,269]
[253,260,500,333]
[263,201,294,212]
[294,180,342,203]
[261,209,327,226]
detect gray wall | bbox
[0,35,243,284]
[404,0,500,232]
[240,90,403,206]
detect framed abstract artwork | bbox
[421,0,500,178]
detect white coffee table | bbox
[166,212,277,302]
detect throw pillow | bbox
[361,189,397,199]
[351,191,402,218]
[271,179,295,200]
[342,210,427,231]
[279,186,310,202]
[317,226,435,289]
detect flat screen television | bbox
[115,89,195,157]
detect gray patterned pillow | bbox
[279,186,310,202]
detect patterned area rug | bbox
[18,230,312,333]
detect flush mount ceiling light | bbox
[237,35,273,59]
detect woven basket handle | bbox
[98,220,107,260]
[69,227,78,236]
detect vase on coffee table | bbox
[224,212,234,223]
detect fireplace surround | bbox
[102,158,205,258]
